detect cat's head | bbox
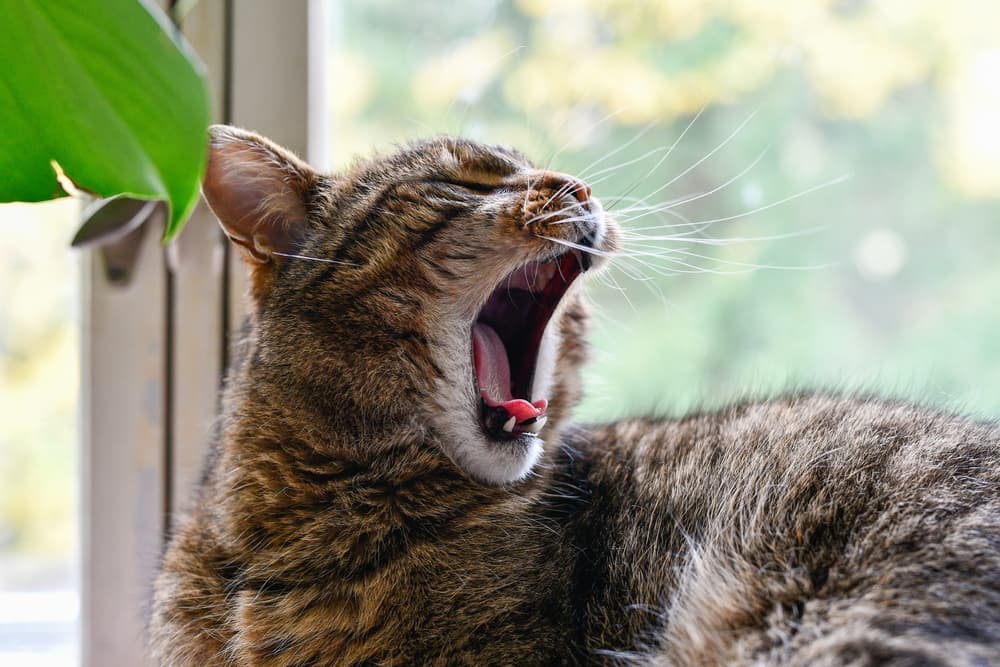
[202,125,618,485]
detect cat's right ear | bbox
[201,125,318,263]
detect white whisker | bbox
[583,142,680,183]
[654,174,852,230]
[655,147,769,212]
[608,106,706,210]
[535,235,614,257]
[601,267,638,313]
[621,227,824,246]
[649,246,835,272]
[272,251,360,266]
[619,108,760,211]
[575,122,658,181]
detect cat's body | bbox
[150,127,1000,665]
[575,399,1000,666]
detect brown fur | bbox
[150,127,1000,665]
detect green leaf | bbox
[0,0,211,240]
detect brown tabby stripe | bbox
[297,184,402,292]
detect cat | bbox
[149,125,1000,666]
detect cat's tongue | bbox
[472,323,548,427]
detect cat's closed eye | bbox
[430,177,502,194]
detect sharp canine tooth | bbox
[502,416,516,433]
[523,416,548,435]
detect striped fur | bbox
[150,128,1000,665]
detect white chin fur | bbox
[450,431,544,485]
[428,382,544,484]
[430,340,554,484]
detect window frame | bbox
[80,1,327,663]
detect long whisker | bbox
[622,253,757,276]
[655,147,769,212]
[536,112,647,212]
[583,142,679,183]
[596,230,832,273]
[532,200,697,233]
[545,105,631,171]
[531,116,704,226]
[528,188,699,228]
[617,109,759,212]
[652,174,852,230]
[531,117,756,232]
[599,266,638,313]
[607,106,706,210]
[619,254,709,277]
[597,191,705,213]
[272,251,361,266]
[620,227,824,245]
[535,234,615,257]
[527,208,594,226]
[642,246,835,272]
[529,106,630,211]
[575,122,658,181]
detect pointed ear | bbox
[201,125,318,263]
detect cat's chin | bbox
[436,421,545,485]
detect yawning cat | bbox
[150,126,1000,666]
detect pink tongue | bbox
[504,398,548,423]
[472,323,548,423]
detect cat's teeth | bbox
[502,416,517,433]
[522,416,547,435]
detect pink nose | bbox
[539,171,592,204]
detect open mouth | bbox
[472,250,588,440]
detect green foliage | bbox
[0,0,210,239]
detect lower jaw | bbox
[480,401,549,440]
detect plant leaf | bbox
[71,196,161,248]
[0,0,211,240]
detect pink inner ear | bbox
[201,127,314,260]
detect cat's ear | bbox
[201,125,317,263]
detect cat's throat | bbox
[473,323,549,434]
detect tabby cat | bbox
[150,125,1000,666]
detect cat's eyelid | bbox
[436,177,502,194]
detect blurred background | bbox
[329,0,1000,417]
[1,0,998,663]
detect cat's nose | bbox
[538,171,592,205]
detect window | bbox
[0,200,80,665]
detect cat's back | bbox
[569,394,1000,666]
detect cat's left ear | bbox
[201,125,318,263]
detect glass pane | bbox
[0,200,80,666]
[328,1,1000,417]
